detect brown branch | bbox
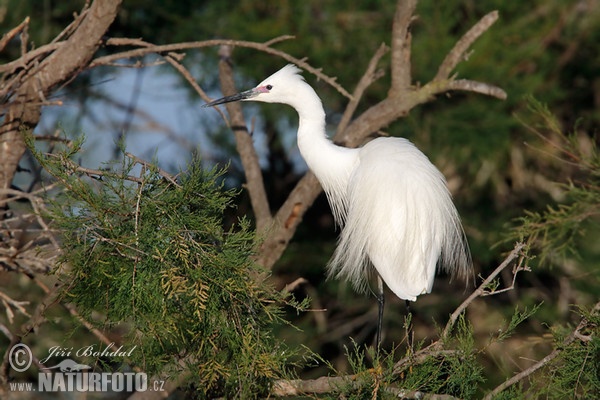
[435,10,499,81]
[263,34,296,47]
[0,291,30,324]
[0,17,30,52]
[440,242,527,341]
[389,242,529,375]
[124,152,180,187]
[0,43,62,75]
[93,38,353,100]
[254,3,505,270]
[255,173,321,268]
[336,43,389,137]
[1,0,123,205]
[483,301,600,399]
[390,0,416,92]
[272,375,352,396]
[272,365,461,398]
[50,5,91,44]
[93,37,216,104]
[447,79,507,100]
[215,51,273,232]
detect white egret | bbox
[203,64,472,346]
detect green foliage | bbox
[526,305,600,399]
[496,303,542,342]
[27,134,297,398]
[542,335,600,399]
[307,313,487,399]
[508,97,600,268]
[399,315,484,399]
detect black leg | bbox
[376,275,385,350]
[405,299,413,350]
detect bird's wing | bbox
[328,137,469,301]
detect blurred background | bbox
[2,0,599,392]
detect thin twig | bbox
[93,38,353,99]
[0,17,30,52]
[98,37,215,104]
[32,278,114,347]
[440,242,527,341]
[124,152,180,187]
[0,291,30,324]
[282,277,308,293]
[483,301,600,399]
[263,35,295,47]
[50,5,90,44]
[447,79,507,100]
[435,11,499,81]
[336,43,389,137]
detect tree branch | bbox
[483,301,600,399]
[390,0,416,92]
[270,242,532,397]
[93,38,353,100]
[446,78,507,100]
[0,17,30,52]
[435,10,499,81]
[0,0,123,205]
[440,242,527,341]
[214,49,273,232]
[336,43,389,137]
[251,3,506,270]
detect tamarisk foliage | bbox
[27,134,299,398]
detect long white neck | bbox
[292,86,357,224]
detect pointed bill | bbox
[201,88,259,108]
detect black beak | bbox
[201,88,258,108]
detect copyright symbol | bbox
[9,343,32,372]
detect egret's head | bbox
[202,64,307,107]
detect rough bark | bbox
[0,0,123,202]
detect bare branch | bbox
[390,0,416,92]
[263,35,295,47]
[440,242,528,341]
[483,301,600,399]
[435,10,499,81]
[255,173,321,268]
[50,5,91,44]
[215,53,273,232]
[253,5,506,270]
[272,364,461,398]
[272,375,351,396]
[93,38,353,99]
[281,277,308,293]
[0,43,62,75]
[124,152,180,187]
[1,0,123,204]
[447,79,507,100]
[0,291,30,324]
[0,17,30,52]
[93,37,216,104]
[337,43,389,137]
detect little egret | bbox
[203,64,472,346]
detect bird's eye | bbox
[266,85,273,90]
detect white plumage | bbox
[203,64,472,302]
